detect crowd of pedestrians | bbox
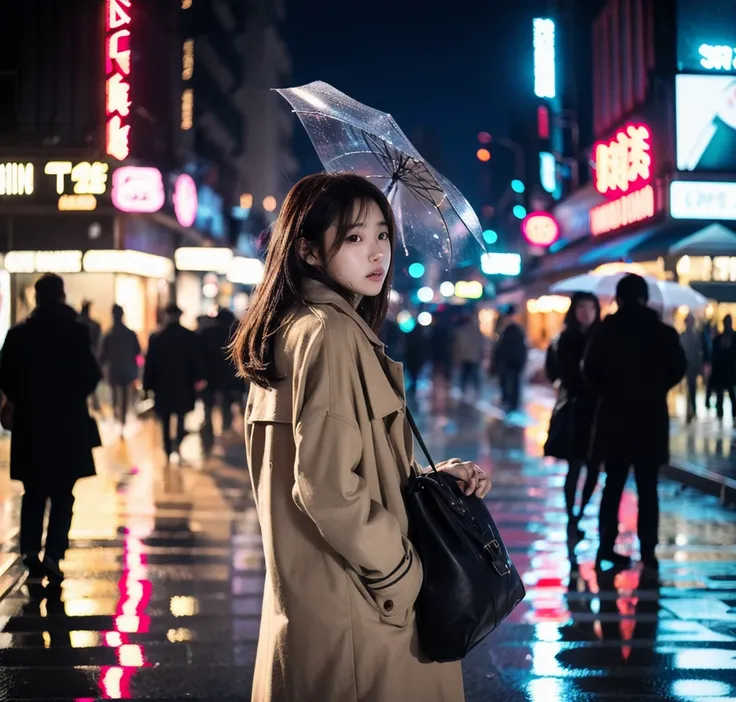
[0,273,244,583]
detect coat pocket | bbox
[362,539,424,629]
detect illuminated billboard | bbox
[533,19,556,99]
[670,181,736,220]
[105,0,133,160]
[677,0,736,73]
[676,74,736,172]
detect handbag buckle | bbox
[484,540,510,576]
[484,540,501,558]
[493,560,511,577]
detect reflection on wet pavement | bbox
[415,397,736,702]
[0,399,733,701]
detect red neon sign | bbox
[522,212,559,247]
[105,0,132,161]
[173,174,198,228]
[112,167,165,213]
[593,123,652,197]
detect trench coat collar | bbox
[301,278,384,348]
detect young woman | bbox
[231,173,491,702]
[556,292,602,539]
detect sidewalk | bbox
[449,382,736,505]
[0,408,247,603]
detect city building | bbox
[0,0,294,340]
[514,0,736,346]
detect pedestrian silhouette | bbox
[583,274,686,572]
[0,274,101,582]
[143,303,205,462]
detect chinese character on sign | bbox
[105,0,133,161]
[594,123,652,197]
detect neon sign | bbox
[594,123,652,197]
[699,44,736,71]
[112,167,165,213]
[43,161,109,211]
[670,181,736,220]
[522,212,560,247]
[480,253,522,276]
[0,163,34,196]
[590,185,655,236]
[173,174,198,228]
[533,18,556,99]
[105,0,132,160]
[590,122,656,235]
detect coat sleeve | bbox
[664,327,688,389]
[76,325,102,396]
[557,333,585,394]
[0,328,20,401]
[143,334,157,392]
[582,323,607,394]
[291,325,423,620]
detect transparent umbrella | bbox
[276,81,485,268]
[550,273,708,311]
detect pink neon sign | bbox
[105,0,133,161]
[173,174,198,228]
[112,167,165,213]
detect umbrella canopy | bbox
[549,273,708,311]
[276,81,485,268]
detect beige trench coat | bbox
[245,279,464,702]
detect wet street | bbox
[0,395,735,702]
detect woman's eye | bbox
[346,234,361,243]
[378,232,389,240]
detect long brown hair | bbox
[230,173,396,389]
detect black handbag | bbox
[404,408,526,662]
[544,392,575,460]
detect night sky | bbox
[282,1,539,212]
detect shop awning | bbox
[690,282,736,303]
[526,221,736,283]
[667,223,736,256]
[578,231,655,265]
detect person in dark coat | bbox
[583,274,687,571]
[548,292,602,541]
[79,300,103,410]
[709,315,736,421]
[0,274,101,581]
[100,304,141,430]
[492,305,527,413]
[404,324,427,401]
[143,303,206,461]
[199,307,243,433]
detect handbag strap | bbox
[405,407,438,474]
[373,348,438,475]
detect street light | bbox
[476,148,491,162]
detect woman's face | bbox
[575,299,597,328]
[320,199,392,297]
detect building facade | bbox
[0,0,293,341]
[516,0,736,346]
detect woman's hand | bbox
[437,458,492,499]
